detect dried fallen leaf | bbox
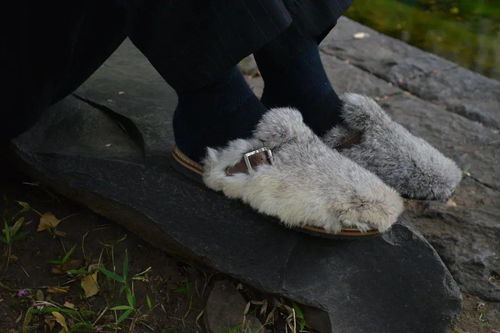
[53,230,67,237]
[353,32,370,39]
[12,217,25,235]
[81,271,99,298]
[51,312,69,333]
[37,212,61,231]
[47,286,70,294]
[63,301,76,310]
[44,317,56,331]
[17,201,31,213]
[51,259,83,274]
[51,267,64,275]
[22,308,33,333]
[35,289,44,301]
[15,312,23,323]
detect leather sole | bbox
[170,146,380,240]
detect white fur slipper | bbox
[171,108,403,238]
[323,93,462,200]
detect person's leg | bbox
[128,0,292,162]
[173,67,267,163]
[2,1,127,143]
[253,0,352,137]
[254,24,343,137]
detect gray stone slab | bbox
[320,54,401,98]
[404,178,500,301]
[12,40,461,332]
[75,39,176,165]
[322,17,500,129]
[381,95,500,301]
[322,52,500,302]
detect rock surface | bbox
[322,17,500,129]
[322,18,500,302]
[12,38,462,332]
[205,281,262,333]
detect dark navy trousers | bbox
[2,0,351,142]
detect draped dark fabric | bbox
[2,0,352,141]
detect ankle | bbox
[173,68,267,163]
[255,28,344,136]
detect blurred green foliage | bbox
[346,0,500,79]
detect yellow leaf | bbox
[35,289,44,301]
[22,308,33,333]
[54,230,67,237]
[81,272,99,298]
[38,212,62,231]
[17,201,31,213]
[63,301,76,309]
[12,217,25,235]
[51,312,69,333]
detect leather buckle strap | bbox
[226,147,274,176]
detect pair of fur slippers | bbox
[172,94,462,238]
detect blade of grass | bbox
[110,305,133,311]
[116,309,133,324]
[3,222,11,243]
[12,231,30,241]
[98,267,125,283]
[126,291,136,308]
[62,245,76,264]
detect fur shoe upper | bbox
[323,93,462,200]
[203,107,403,232]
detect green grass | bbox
[49,244,77,265]
[1,200,31,269]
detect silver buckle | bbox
[243,147,274,173]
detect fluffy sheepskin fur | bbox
[203,107,403,232]
[323,93,462,200]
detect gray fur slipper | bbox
[199,107,403,236]
[323,93,462,200]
